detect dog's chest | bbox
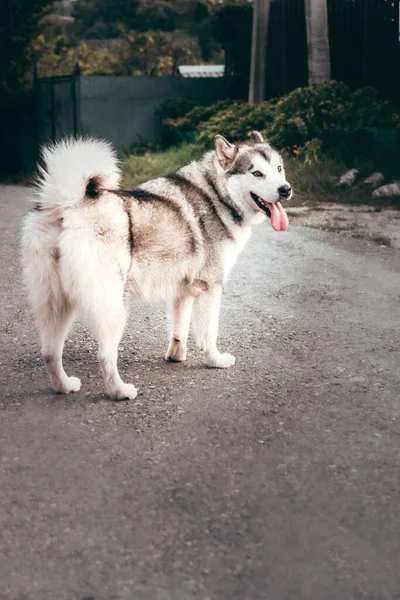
[221,226,251,282]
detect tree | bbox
[73,0,141,38]
[0,0,54,91]
[30,29,203,78]
[73,0,207,39]
[304,0,331,83]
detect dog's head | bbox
[214,131,291,231]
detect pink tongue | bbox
[267,201,289,231]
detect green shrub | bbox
[155,97,196,121]
[156,97,197,146]
[163,81,400,170]
[196,100,276,146]
[161,99,237,146]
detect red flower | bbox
[293,149,299,155]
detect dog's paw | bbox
[165,338,187,362]
[205,352,236,369]
[110,383,138,401]
[55,376,81,394]
[66,376,82,392]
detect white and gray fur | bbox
[21,132,292,400]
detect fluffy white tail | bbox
[35,137,120,212]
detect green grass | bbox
[121,144,400,209]
[122,144,203,188]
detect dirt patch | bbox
[287,203,400,248]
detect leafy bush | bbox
[155,97,196,121]
[155,97,197,146]
[164,81,400,170]
[196,100,277,146]
[160,99,238,146]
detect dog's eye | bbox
[252,171,263,178]
[277,166,282,173]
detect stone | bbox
[337,169,359,187]
[372,183,400,198]
[363,172,384,188]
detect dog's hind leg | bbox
[23,232,80,394]
[192,286,235,369]
[57,227,136,401]
[165,295,194,362]
[39,296,80,394]
[86,300,137,401]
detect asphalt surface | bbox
[1,184,400,600]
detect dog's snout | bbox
[278,184,292,198]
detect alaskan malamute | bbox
[22,132,291,400]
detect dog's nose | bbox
[278,184,292,198]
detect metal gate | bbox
[36,69,80,145]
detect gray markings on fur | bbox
[204,173,244,224]
[120,186,200,256]
[166,172,235,241]
[226,152,254,176]
[255,146,272,162]
[122,198,135,255]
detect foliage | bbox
[29,35,121,77]
[164,82,400,171]
[196,100,277,146]
[30,28,203,77]
[72,0,222,62]
[117,29,201,76]
[73,0,141,38]
[0,0,53,91]
[155,98,196,121]
[160,99,238,146]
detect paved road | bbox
[1,185,400,600]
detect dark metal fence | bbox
[223,0,400,103]
[266,0,309,98]
[327,0,400,102]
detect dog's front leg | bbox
[166,295,194,362]
[192,286,235,368]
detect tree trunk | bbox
[248,0,271,104]
[304,0,331,83]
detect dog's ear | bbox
[214,135,238,168]
[251,131,265,144]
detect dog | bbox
[21,131,291,400]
